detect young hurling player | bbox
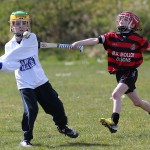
[72,11,150,133]
[1,11,78,147]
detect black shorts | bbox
[116,69,138,94]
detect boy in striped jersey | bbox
[72,11,150,133]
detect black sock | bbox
[111,113,120,125]
[58,125,67,130]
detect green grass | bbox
[0,54,150,150]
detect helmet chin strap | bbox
[117,26,131,33]
[13,27,24,42]
[14,33,23,43]
[15,33,23,37]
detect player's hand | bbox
[71,42,84,52]
[71,42,80,49]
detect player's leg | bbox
[19,88,38,147]
[112,83,128,113]
[127,90,150,113]
[100,69,138,133]
[100,83,128,133]
[35,81,78,138]
[100,69,130,133]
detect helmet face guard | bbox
[9,11,31,35]
[116,11,140,33]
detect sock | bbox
[58,125,67,130]
[111,113,120,125]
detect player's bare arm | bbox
[72,38,99,48]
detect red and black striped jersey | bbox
[100,32,148,74]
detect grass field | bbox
[0,54,150,150]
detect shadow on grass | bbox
[34,142,120,149]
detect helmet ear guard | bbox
[9,11,31,33]
[116,11,140,33]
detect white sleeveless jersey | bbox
[4,33,48,89]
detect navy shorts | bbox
[116,69,138,94]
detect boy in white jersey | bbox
[1,11,78,147]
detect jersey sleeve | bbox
[98,35,105,44]
[101,32,111,50]
[0,33,38,72]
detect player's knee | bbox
[112,91,121,100]
[29,106,39,116]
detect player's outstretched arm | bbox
[72,38,99,49]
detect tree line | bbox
[0,0,150,56]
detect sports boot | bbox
[57,126,79,138]
[20,140,33,147]
[100,118,117,133]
